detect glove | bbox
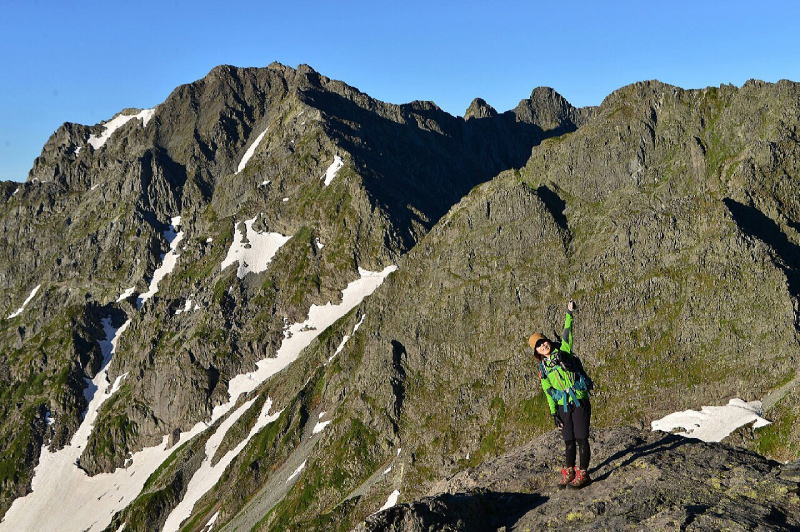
[567,300,577,312]
[553,414,564,429]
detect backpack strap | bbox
[540,359,582,412]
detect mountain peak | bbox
[295,63,319,75]
[514,86,593,130]
[464,98,498,120]
[528,85,566,102]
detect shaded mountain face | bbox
[0,63,587,519]
[1,65,799,532]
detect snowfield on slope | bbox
[223,266,397,410]
[116,286,136,302]
[88,108,155,149]
[327,313,365,363]
[651,398,771,442]
[0,317,131,531]
[286,460,307,483]
[136,216,184,307]
[312,419,332,435]
[220,215,291,279]
[166,265,397,528]
[1,265,397,531]
[236,128,268,173]
[6,283,41,319]
[321,155,344,186]
[162,398,282,532]
[378,490,401,512]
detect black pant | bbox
[556,399,591,470]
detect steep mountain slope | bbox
[0,63,588,524]
[197,80,800,530]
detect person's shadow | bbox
[590,433,690,482]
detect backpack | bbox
[538,350,594,411]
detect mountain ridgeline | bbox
[0,63,798,530]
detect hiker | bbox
[529,300,593,488]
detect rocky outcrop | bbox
[464,98,497,120]
[358,427,800,531]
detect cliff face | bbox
[1,66,799,531]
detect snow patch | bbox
[162,267,395,526]
[315,238,324,250]
[204,512,219,530]
[382,466,392,475]
[116,287,136,302]
[206,237,214,243]
[6,284,41,319]
[136,218,184,307]
[220,216,291,279]
[651,398,771,442]
[286,460,306,483]
[138,108,156,127]
[327,314,365,363]
[312,420,331,435]
[75,146,82,156]
[236,128,267,173]
[162,398,281,532]
[379,490,400,511]
[259,180,271,187]
[88,108,155,149]
[282,197,289,202]
[175,299,201,315]
[321,155,344,186]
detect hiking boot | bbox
[558,467,575,488]
[569,468,591,489]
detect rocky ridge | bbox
[359,426,800,531]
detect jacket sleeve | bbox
[560,310,574,355]
[540,375,557,415]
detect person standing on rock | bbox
[529,300,594,489]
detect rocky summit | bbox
[0,63,799,531]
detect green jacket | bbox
[538,311,590,415]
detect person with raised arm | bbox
[529,300,594,488]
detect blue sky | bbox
[2,0,799,181]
